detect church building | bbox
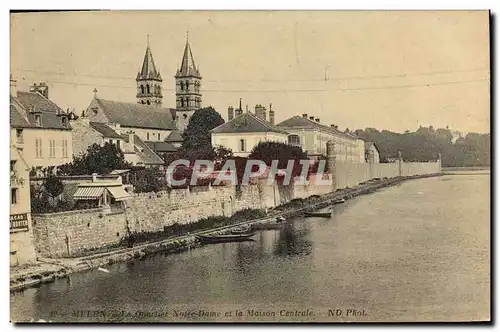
[75,36,203,159]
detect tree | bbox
[249,141,308,178]
[132,167,168,193]
[44,174,64,199]
[59,142,132,175]
[182,107,225,151]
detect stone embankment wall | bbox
[32,159,441,258]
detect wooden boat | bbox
[333,198,346,204]
[197,232,256,244]
[231,225,251,235]
[304,211,332,218]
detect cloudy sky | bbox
[10,10,490,133]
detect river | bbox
[10,173,490,322]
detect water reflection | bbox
[273,223,312,257]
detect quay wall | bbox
[32,160,441,258]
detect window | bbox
[146,100,150,105]
[288,135,300,146]
[117,140,121,149]
[146,84,150,94]
[239,139,246,152]
[183,113,188,119]
[34,114,41,126]
[35,138,43,158]
[10,161,15,173]
[157,133,160,140]
[49,139,56,158]
[16,129,23,143]
[62,139,68,158]
[11,188,18,205]
[147,133,150,140]
[61,116,68,127]
[185,82,189,91]
[140,85,145,94]
[180,82,184,91]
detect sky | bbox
[10,10,490,133]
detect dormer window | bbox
[61,116,68,127]
[34,114,42,126]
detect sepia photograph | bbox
[8,10,490,323]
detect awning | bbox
[107,186,132,201]
[73,187,104,200]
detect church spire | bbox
[176,34,201,79]
[136,37,163,106]
[137,37,162,81]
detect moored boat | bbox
[197,232,256,244]
[304,211,332,218]
[333,198,346,204]
[231,225,251,235]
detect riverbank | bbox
[10,173,440,293]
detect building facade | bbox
[136,41,163,107]
[211,110,288,157]
[276,114,366,163]
[364,141,381,163]
[10,126,37,266]
[10,79,73,174]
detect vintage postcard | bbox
[9,10,490,323]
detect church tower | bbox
[175,34,202,131]
[136,37,163,106]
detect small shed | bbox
[73,182,132,211]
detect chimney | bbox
[302,113,308,118]
[30,82,49,99]
[254,104,267,122]
[315,118,320,123]
[92,173,98,182]
[309,116,315,121]
[269,103,275,125]
[10,75,17,97]
[228,106,234,121]
[239,98,242,111]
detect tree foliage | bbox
[44,174,64,198]
[182,106,225,151]
[354,126,490,167]
[248,141,308,179]
[132,167,168,193]
[58,142,132,175]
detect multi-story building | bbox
[10,110,37,266]
[10,78,73,174]
[276,113,366,163]
[70,118,164,167]
[211,104,288,157]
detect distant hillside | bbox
[354,126,490,167]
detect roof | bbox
[89,122,123,139]
[136,44,162,81]
[211,112,289,135]
[175,40,201,78]
[145,141,178,153]
[11,94,71,130]
[364,141,380,152]
[277,116,356,140]
[94,98,176,130]
[122,134,164,165]
[165,130,183,142]
[16,91,62,114]
[110,169,131,175]
[10,104,31,128]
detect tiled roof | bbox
[211,112,289,135]
[145,141,178,153]
[165,130,183,142]
[277,116,356,140]
[10,104,32,128]
[89,122,123,139]
[11,94,71,130]
[95,98,176,130]
[121,134,164,165]
[16,91,62,113]
[175,41,201,78]
[136,44,162,81]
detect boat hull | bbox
[251,223,285,230]
[197,233,256,244]
[304,211,332,218]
